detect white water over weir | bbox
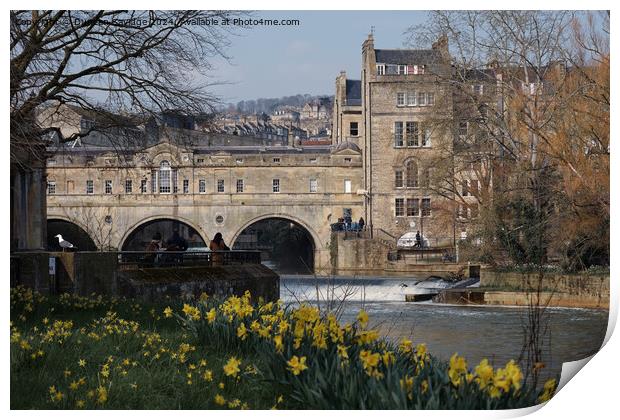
[280,274,477,303]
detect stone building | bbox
[302,98,331,120]
[39,34,501,273]
[355,34,456,247]
[43,111,364,272]
[332,71,363,147]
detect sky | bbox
[206,11,429,103]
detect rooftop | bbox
[375,49,443,65]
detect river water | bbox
[280,276,609,381]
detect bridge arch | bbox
[230,214,320,274]
[119,216,208,251]
[47,218,97,251]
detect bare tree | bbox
[10,10,247,250]
[406,10,609,387]
[406,10,608,267]
[61,206,121,251]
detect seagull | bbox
[54,234,76,251]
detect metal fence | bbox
[388,247,456,263]
[117,250,261,269]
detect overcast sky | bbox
[206,11,429,103]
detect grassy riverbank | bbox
[10,286,557,409]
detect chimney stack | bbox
[432,35,450,62]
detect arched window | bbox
[406,160,418,188]
[159,160,171,193]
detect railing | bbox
[373,228,398,243]
[330,222,365,233]
[117,250,261,269]
[388,246,457,263]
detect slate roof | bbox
[375,49,443,65]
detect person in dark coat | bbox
[167,230,188,251]
[344,215,352,230]
[415,231,422,248]
[358,217,365,231]
[165,230,188,263]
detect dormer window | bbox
[398,65,407,75]
[376,64,385,75]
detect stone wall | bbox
[434,289,609,309]
[329,232,391,275]
[480,270,610,299]
[10,251,279,302]
[10,252,50,293]
[116,264,279,302]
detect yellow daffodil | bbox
[504,360,523,391]
[337,344,349,360]
[537,378,557,403]
[96,386,107,404]
[182,304,200,321]
[223,357,241,377]
[237,323,247,340]
[474,359,494,390]
[382,351,395,366]
[357,309,369,328]
[206,308,217,323]
[448,353,468,387]
[399,338,413,354]
[287,355,308,375]
[273,335,283,353]
[400,374,414,399]
[421,379,429,394]
[163,307,173,318]
[416,343,427,359]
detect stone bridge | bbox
[45,141,366,273]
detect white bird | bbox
[54,234,76,251]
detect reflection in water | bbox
[281,276,608,381]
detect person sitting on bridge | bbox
[166,230,188,264]
[209,232,229,265]
[144,232,162,266]
[167,230,188,251]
